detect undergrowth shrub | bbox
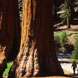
[60,32,67,46]
[72,39,78,59]
[54,32,69,50]
[3,61,13,77]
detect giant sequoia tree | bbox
[9,0,64,78]
[0,0,20,77]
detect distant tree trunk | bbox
[0,0,20,77]
[9,0,64,78]
[67,7,71,29]
[65,0,71,29]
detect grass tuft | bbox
[3,61,13,77]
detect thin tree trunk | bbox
[65,0,71,29]
[9,0,64,78]
[0,0,20,76]
[67,9,71,29]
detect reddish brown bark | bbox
[0,0,20,76]
[9,0,64,78]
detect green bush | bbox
[72,39,78,59]
[54,32,69,47]
[60,32,67,46]
[3,61,13,77]
[59,10,67,22]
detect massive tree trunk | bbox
[0,0,20,76]
[9,0,64,78]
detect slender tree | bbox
[9,0,64,78]
[0,0,20,77]
[64,0,71,29]
[66,0,71,29]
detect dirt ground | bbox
[54,22,78,33]
[32,66,74,78]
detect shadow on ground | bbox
[56,51,72,59]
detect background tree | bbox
[66,0,71,29]
[9,0,64,78]
[59,0,77,29]
[0,0,20,77]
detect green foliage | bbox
[59,10,67,22]
[54,32,70,46]
[54,32,70,37]
[59,32,67,46]
[74,34,78,38]
[72,39,78,59]
[3,61,13,77]
[18,0,23,21]
[59,0,71,24]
